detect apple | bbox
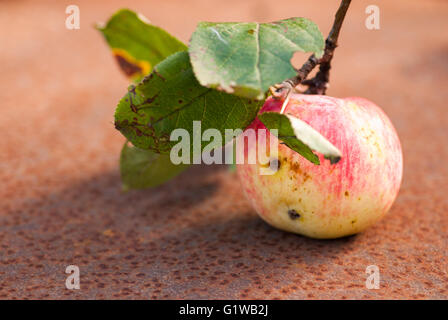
[237,93,403,239]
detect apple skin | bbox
[237,94,403,239]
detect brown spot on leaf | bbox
[144,94,159,104]
[114,119,128,131]
[153,69,166,81]
[130,103,139,113]
[112,49,150,79]
[114,54,143,77]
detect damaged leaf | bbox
[258,112,342,165]
[189,18,324,100]
[114,51,262,157]
[98,8,186,81]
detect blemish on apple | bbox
[288,209,301,220]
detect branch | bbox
[271,0,351,99]
[305,0,351,94]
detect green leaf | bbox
[97,8,186,81]
[114,51,263,157]
[120,142,189,190]
[227,139,238,172]
[258,112,342,165]
[189,18,324,100]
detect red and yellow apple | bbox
[237,94,403,239]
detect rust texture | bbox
[1,0,448,299]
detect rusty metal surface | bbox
[1,0,447,299]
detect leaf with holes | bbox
[97,8,186,81]
[258,112,342,165]
[189,18,324,100]
[120,142,189,190]
[114,51,263,158]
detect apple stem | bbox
[271,0,351,98]
[279,87,293,114]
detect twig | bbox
[272,0,351,101]
[305,0,351,94]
